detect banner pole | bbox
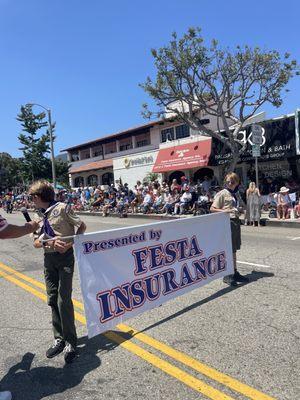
[40,235,76,243]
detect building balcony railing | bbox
[69,143,157,167]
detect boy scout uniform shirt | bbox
[35,203,83,253]
[212,189,244,219]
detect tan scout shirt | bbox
[35,202,83,253]
[212,189,244,219]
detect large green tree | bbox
[0,152,24,190]
[141,28,299,171]
[54,159,70,188]
[17,104,55,183]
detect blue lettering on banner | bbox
[132,236,203,275]
[83,231,146,254]
[180,263,194,287]
[131,279,146,307]
[144,274,161,300]
[96,250,227,324]
[161,269,180,295]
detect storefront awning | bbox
[152,139,211,173]
[70,159,113,174]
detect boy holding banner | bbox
[210,172,249,287]
[29,180,86,363]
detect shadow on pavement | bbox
[0,331,122,400]
[140,270,274,334]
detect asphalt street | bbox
[0,212,299,400]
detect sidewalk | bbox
[258,210,300,228]
[77,210,300,229]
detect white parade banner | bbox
[74,213,234,338]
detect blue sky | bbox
[1,0,299,157]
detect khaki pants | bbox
[44,249,77,347]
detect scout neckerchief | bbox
[39,200,59,239]
[224,185,239,208]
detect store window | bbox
[81,149,90,159]
[92,146,103,157]
[102,172,114,185]
[74,176,84,187]
[87,175,98,186]
[161,128,174,143]
[137,139,150,147]
[161,124,190,142]
[120,142,133,151]
[71,152,79,161]
[104,142,117,154]
[136,133,151,147]
[175,124,190,139]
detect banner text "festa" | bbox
[132,235,202,275]
[97,248,227,323]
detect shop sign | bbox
[124,155,154,168]
[258,162,293,179]
[210,116,296,165]
[252,144,261,157]
[251,124,264,145]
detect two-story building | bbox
[62,109,300,189]
[62,112,223,188]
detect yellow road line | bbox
[0,262,276,400]
[104,330,235,400]
[117,324,275,400]
[0,262,83,310]
[0,267,85,324]
[0,265,235,400]
[0,262,277,400]
[0,267,47,302]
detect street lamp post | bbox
[27,103,56,189]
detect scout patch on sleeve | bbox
[52,208,60,217]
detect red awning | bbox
[152,139,211,173]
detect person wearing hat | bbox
[276,186,292,220]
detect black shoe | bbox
[64,343,77,364]
[234,271,249,283]
[223,274,238,286]
[46,339,65,358]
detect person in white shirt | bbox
[142,190,153,214]
[174,187,192,215]
[276,186,292,220]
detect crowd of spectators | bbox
[1,174,300,221]
[0,176,219,217]
[55,175,221,217]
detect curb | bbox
[261,218,300,229]
[22,209,300,229]
[76,211,183,221]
